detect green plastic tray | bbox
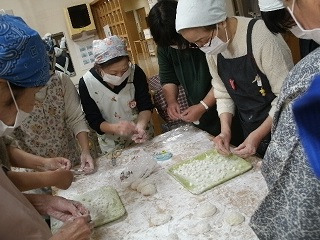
[168,149,252,194]
[51,186,126,232]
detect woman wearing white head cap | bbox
[258,0,319,58]
[176,0,294,158]
[79,35,154,154]
[250,1,320,239]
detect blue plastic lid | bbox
[154,151,173,161]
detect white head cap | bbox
[258,0,285,12]
[176,0,227,33]
[93,35,128,64]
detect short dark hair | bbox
[147,0,190,49]
[261,9,296,34]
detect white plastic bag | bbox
[120,149,158,188]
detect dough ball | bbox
[131,179,143,190]
[187,220,211,235]
[137,179,152,193]
[167,233,179,240]
[150,213,172,226]
[141,183,157,196]
[224,212,245,226]
[196,203,217,218]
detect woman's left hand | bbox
[180,104,206,123]
[80,151,95,174]
[46,196,90,222]
[131,127,148,143]
[28,194,90,222]
[232,133,259,158]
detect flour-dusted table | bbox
[53,125,267,240]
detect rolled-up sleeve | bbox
[60,73,89,136]
[206,55,235,116]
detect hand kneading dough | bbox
[196,203,217,218]
[141,183,157,196]
[225,212,245,226]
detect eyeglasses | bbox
[195,30,214,48]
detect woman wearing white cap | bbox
[176,0,294,158]
[79,35,154,154]
[258,0,319,58]
[250,1,320,239]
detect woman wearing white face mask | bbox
[258,0,319,59]
[79,35,154,154]
[249,1,320,239]
[176,0,294,158]
[0,14,94,239]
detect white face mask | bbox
[0,82,30,136]
[102,66,131,86]
[288,0,320,44]
[200,25,230,55]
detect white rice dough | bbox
[196,203,217,218]
[137,179,153,193]
[224,212,245,226]
[141,183,157,196]
[150,213,172,226]
[130,179,143,190]
[187,220,211,235]
[167,233,180,240]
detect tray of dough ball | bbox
[51,186,126,233]
[168,149,252,195]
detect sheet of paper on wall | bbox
[74,37,96,71]
[103,25,112,37]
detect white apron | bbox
[83,65,153,154]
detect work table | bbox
[53,125,267,239]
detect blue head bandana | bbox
[0,14,50,87]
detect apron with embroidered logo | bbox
[217,19,276,157]
[84,64,154,154]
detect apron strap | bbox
[246,19,259,55]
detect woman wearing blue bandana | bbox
[0,14,93,239]
[7,34,96,175]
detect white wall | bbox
[1,0,94,84]
[1,0,236,84]
[123,0,150,14]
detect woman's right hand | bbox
[114,121,136,136]
[167,102,181,120]
[42,157,72,171]
[212,132,232,155]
